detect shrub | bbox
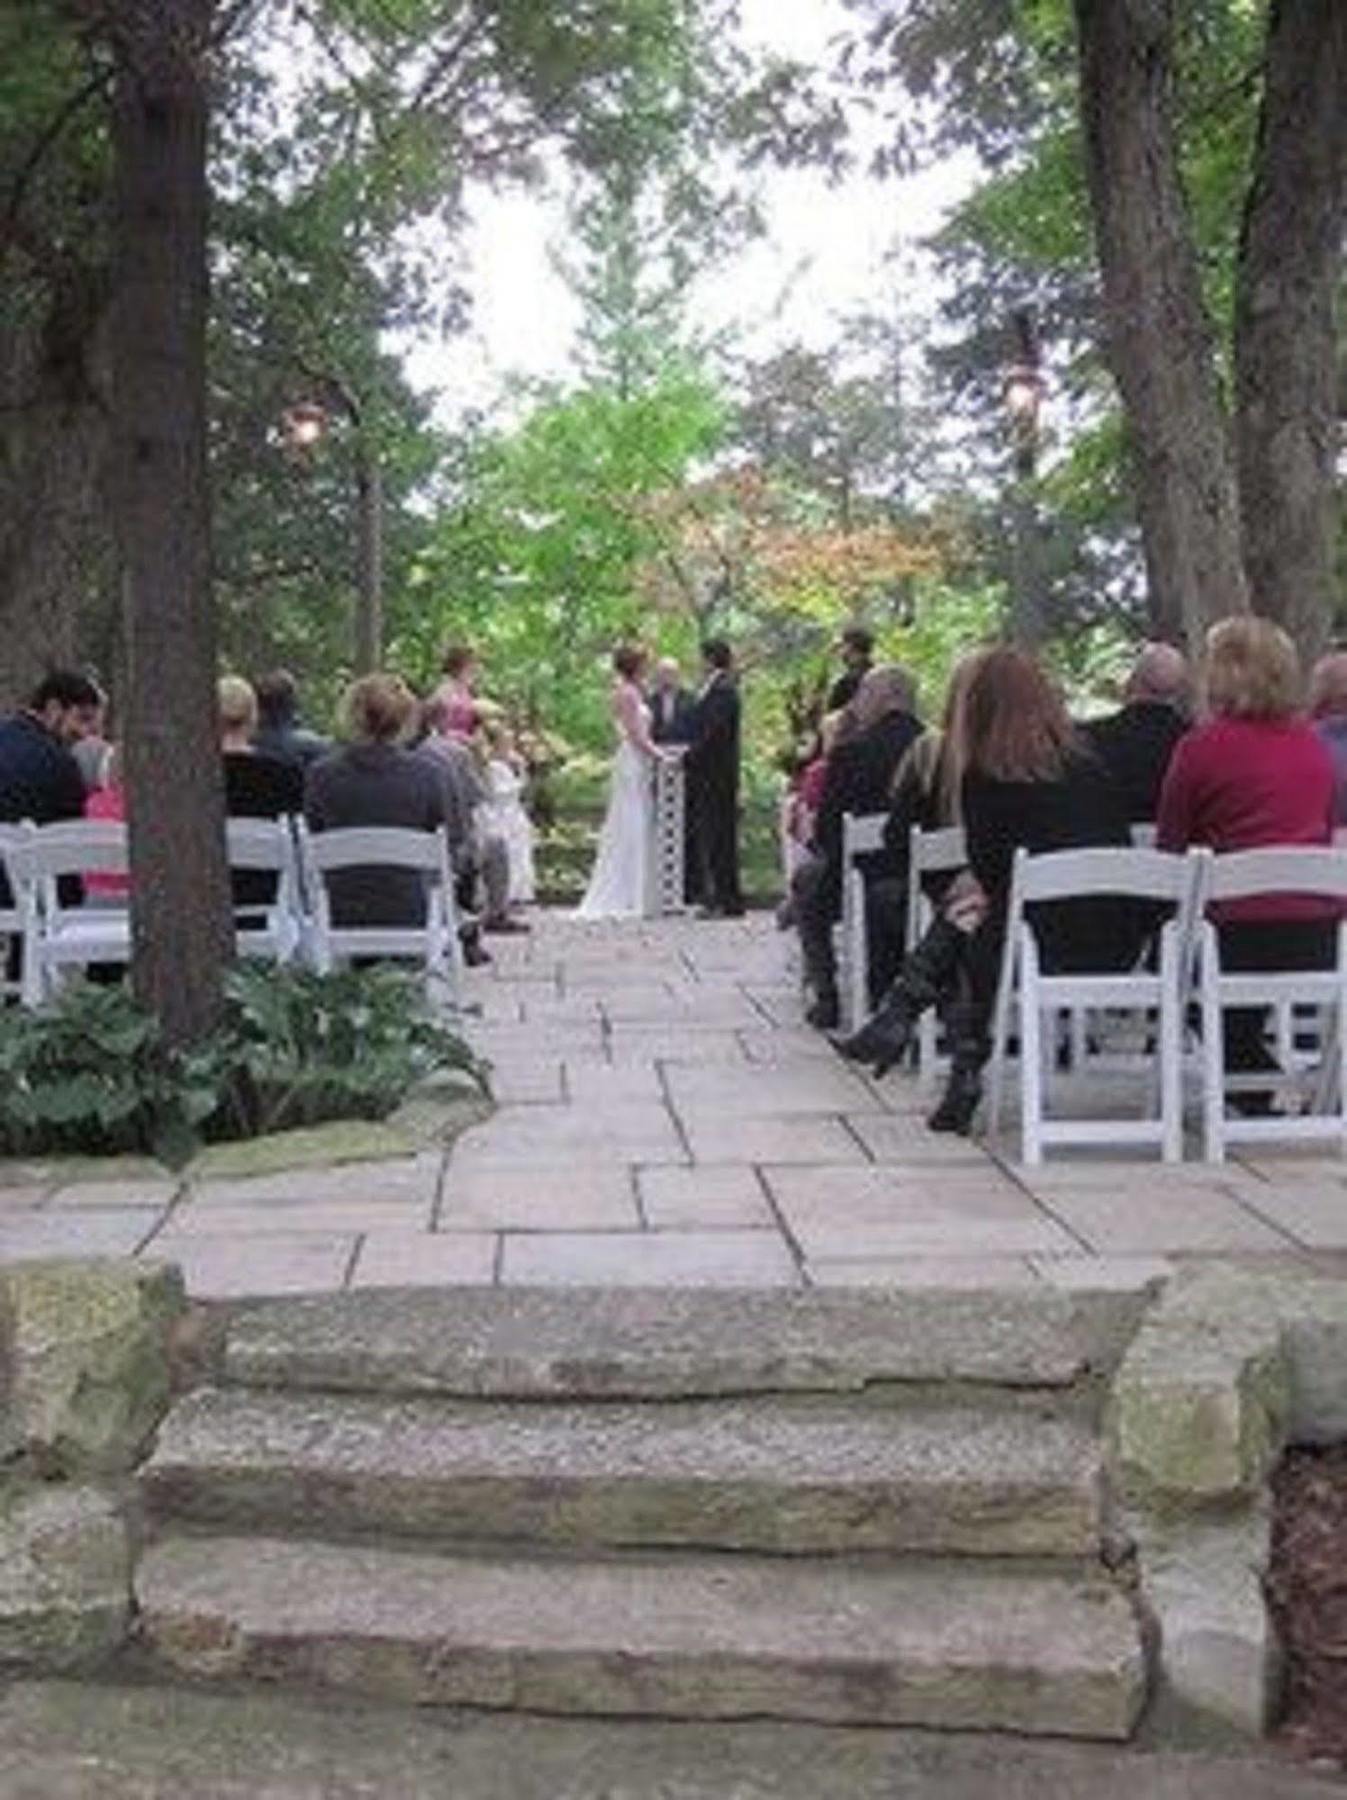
[0,966,488,1169]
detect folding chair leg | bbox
[1020,982,1043,1167]
[1160,993,1182,1164]
[1200,954,1226,1165]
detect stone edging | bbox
[1106,1264,1347,1739]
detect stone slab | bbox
[841,1115,996,1165]
[187,1158,441,1208]
[155,1202,431,1239]
[679,1115,866,1166]
[499,1229,799,1288]
[1035,1187,1294,1255]
[1227,1182,1347,1250]
[563,1062,668,1103]
[143,1387,1103,1558]
[450,1105,684,1169]
[5,1681,1341,1800]
[137,1534,1145,1738]
[437,1166,639,1231]
[480,1061,565,1106]
[1030,1256,1175,1294]
[43,1180,179,1211]
[638,1165,775,1229]
[221,1286,1145,1399]
[761,1165,1043,1223]
[0,1213,161,1262]
[145,1234,355,1301]
[604,1028,750,1066]
[346,1232,499,1289]
[664,1064,882,1117]
[808,1258,1041,1290]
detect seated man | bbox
[1083,642,1190,824]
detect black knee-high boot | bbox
[926,1001,989,1134]
[834,915,967,1077]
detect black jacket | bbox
[813,710,924,915]
[1083,702,1187,825]
[963,749,1148,975]
[686,674,740,795]
[0,714,86,906]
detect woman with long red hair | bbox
[841,647,1148,1134]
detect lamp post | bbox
[280,385,384,674]
[1002,308,1046,648]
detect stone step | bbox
[222,1286,1143,1400]
[137,1534,1146,1740]
[8,1682,1344,1800]
[143,1386,1104,1559]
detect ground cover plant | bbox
[0,964,487,1169]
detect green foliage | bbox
[212,962,486,1138]
[0,967,487,1169]
[402,364,729,743]
[0,985,218,1168]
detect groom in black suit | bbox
[686,638,743,917]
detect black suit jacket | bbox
[1083,702,1187,825]
[686,674,740,800]
[815,710,924,909]
[650,686,697,746]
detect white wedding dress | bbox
[577,684,655,920]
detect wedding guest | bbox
[1084,642,1190,823]
[416,696,509,954]
[1309,650,1347,826]
[1158,616,1335,1105]
[841,648,1141,1134]
[79,744,133,912]
[305,674,456,929]
[863,650,985,1004]
[797,664,923,1027]
[481,721,536,906]
[220,676,304,820]
[827,625,874,711]
[253,669,331,769]
[0,670,102,929]
[430,644,481,740]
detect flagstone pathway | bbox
[2,913,1347,1298]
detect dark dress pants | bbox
[1217,918,1337,1072]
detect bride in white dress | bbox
[577,647,665,920]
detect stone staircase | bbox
[135,1286,1152,1741]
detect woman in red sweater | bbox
[1157,615,1335,1095]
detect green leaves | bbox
[0,966,488,1168]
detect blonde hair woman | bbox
[1158,615,1336,1107]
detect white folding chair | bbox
[987,845,1202,1165]
[227,817,303,964]
[5,820,132,1007]
[0,822,34,1001]
[296,822,463,1007]
[1194,846,1347,1162]
[839,811,887,1032]
[905,823,969,1078]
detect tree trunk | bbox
[108,0,234,1046]
[1073,0,1247,649]
[354,445,383,674]
[0,262,116,707]
[1234,0,1347,657]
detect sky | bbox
[400,0,979,426]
